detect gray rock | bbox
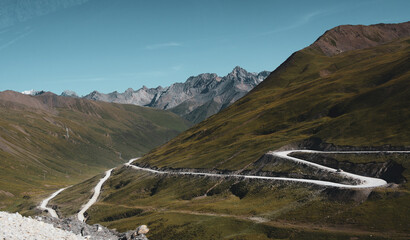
[119,225,149,240]
[83,66,270,123]
[61,90,79,98]
[36,215,136,240]
[84,86,167,107]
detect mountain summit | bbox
[310,21,410,56]
[61,90,78,98]
[83,67,270,123]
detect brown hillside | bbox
[310,21,410,56]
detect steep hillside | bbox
[45,22,410,239]
[138,30,410,170]
[0,91,189,213]
[83,67,270,123]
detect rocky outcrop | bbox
[38,215,149,240]
[310,21,410,56]
[119,225,149,240]
[280,137,408,185]
[82,66,270,123]
[289,152,406,184]
[244,153,360,185]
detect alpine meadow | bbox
[0,1,409,240]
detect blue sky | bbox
[0,0,409,96]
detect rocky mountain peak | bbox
[21,89,45,96]
[310,21,410,56]
[61,90,78,98]
[80,67,270,123]
[229,66,248,78]
[257,71,271,78]
[185,73,219,89]
[125,88,134,92]
[155,86,165,90]
[84,90,102,101]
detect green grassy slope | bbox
[53,36,410,239]
[138,37,410,170]
[59,152,409,239]
[0,91,190,213]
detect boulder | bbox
[137,225,149,235]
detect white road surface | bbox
[39,187,68,218]
[126,150,410,189]
[77,168,114,222]
[39,149,409,220]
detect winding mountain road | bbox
[126,150,410,189]
[39,187,68,218]
[77,168,113,222]
[39,149,409,219]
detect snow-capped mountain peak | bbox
[21,90,45,96]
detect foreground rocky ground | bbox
[0,211,148,240]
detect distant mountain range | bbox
[23,66,270,123]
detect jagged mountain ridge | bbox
[84,86,166,107]
[83,66,270,123]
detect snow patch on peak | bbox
[21,90,45,96]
